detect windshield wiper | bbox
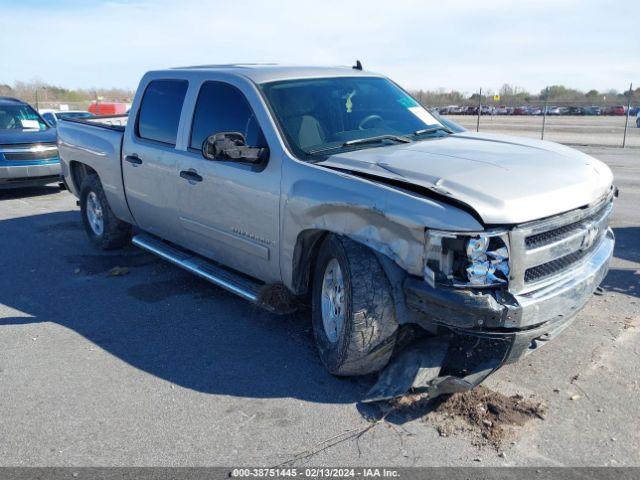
[413,125,452,136]
[343,134,411,146]
[307,134,411,156]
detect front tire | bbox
[311,235,398,376]
[80,174,131,250]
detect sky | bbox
[0,0,638,95]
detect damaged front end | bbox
[362,316,572,403]
[363,212,614,403]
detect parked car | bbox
[480,105,494,115]
[0,97,60,189]
[628,106,640,116]
[495,105,509,115]
[88,101,128,116]
[584,106,602,116]
[438,105,459,115]
[513,106,528,115]
[39,109,95,127]
[56,65,615,401]
[546,106,562,115]
[565,106,585,115]
[636,110,640,128]
[604,105,626,116]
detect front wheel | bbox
[80,174,131,250]
[311,235,398,376]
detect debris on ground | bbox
[257,283,301,314]
[391,385,546,449]
[106,266,130,277]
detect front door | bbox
[175,81,281,282]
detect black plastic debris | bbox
[361,331,513,403]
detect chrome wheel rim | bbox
[321,258,345,344]
[86,191,104,236]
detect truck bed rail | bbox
[60,114,128,132]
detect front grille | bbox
[4,150,58,161]
[525,201,609,249]
[0,143,58,161]
[508,192,614,293]
[524,240,599,283]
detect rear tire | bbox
[80,174,131,250]
[311,235,398,376]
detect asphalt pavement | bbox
[0,147,638,466]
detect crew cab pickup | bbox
[57,65,615,400]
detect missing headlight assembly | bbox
[424,229,511,288]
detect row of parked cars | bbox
[0,97,130,189]
[439,104,638,116]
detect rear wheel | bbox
[311,235,398,376]
[80,174,131,250]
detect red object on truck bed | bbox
[88,102,128,116]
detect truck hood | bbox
[318,132,613,224]
[0,128,57,145]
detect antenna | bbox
[353,60,363,71]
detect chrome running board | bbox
[132,233,261,303]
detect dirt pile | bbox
[394,385,546,448]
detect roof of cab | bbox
[0,96,27,105]
[167,64,383,84]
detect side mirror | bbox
[202,132,268,164]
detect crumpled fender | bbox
[279,165,483,292]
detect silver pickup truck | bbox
[57,64,615,401]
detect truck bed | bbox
[57,114,133,223]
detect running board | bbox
[132,233,262,303]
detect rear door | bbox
[174,80,281,282]
[122,79,188,243]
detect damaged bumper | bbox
[405,228,614,338]
[363,228,614,403]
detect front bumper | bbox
[363,230,614,402]
[404,228,614,362]
[0,162,61,188]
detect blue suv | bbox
[0,97,60,189]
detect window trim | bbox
[187,80,266,154]
[135,78,189,147]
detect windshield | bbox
[0,104,49,131]
[261,77,448,158]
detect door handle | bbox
[125,154,143,165]
[180,170,203,183]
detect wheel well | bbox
[291,229,330,296]
[70,161,97,192]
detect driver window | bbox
[190,81,266,151]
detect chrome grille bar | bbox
[509,190,614,294]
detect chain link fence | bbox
[416,85,639,148]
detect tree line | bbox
[412,83,639,107]
[0,80,637,108]
[0,80,134,104]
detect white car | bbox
[39,109,94,127]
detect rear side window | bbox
[190,81,266,150]
[137,79,188,145]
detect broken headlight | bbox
[424,230,510,288]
